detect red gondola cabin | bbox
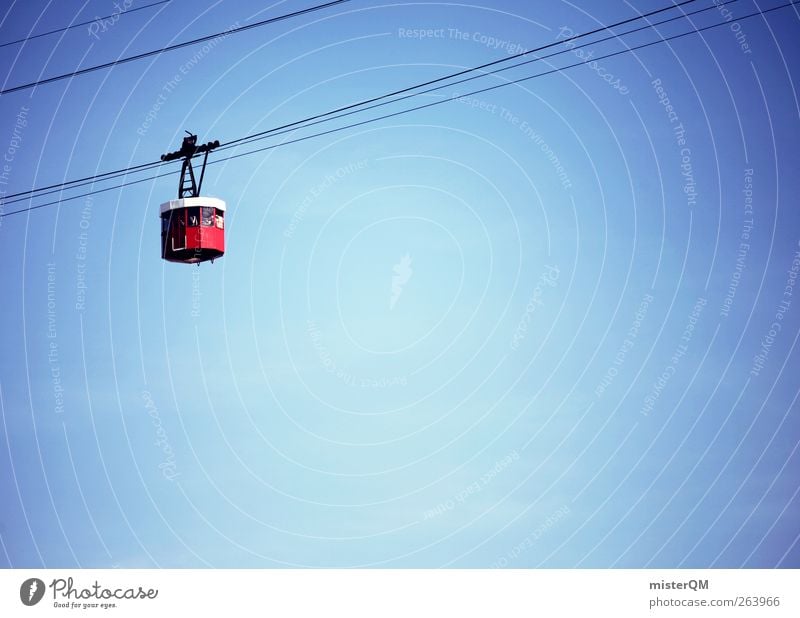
[160,197,226,264]
[159,133,224,264]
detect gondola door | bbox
[170,209,186,252]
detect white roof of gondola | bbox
[159,196,226,215]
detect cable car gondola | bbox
[159,132,225,264]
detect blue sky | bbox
[0,0,799,567]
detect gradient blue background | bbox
[0,0,798,567]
